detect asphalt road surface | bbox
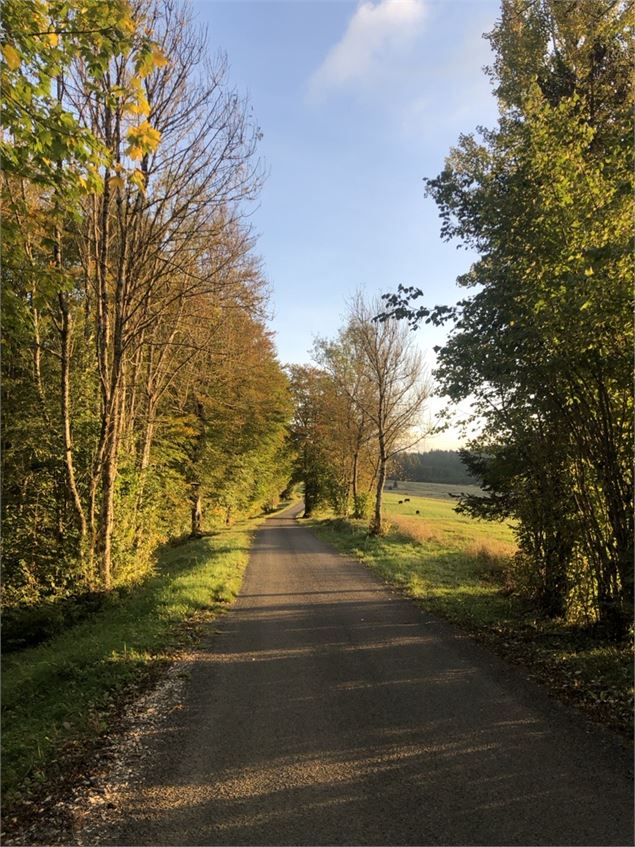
[110,504,633,846]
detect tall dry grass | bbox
[390,515,449,545]
[391,513,517,587]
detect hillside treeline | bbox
[1,1,291,609]
[392,451,477,485]
[381,0,633,636]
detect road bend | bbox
[109,503,633,846]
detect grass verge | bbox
[307,507,633,739]
[1,507,287,816]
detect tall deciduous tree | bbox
[313,333,376,518]
[287,365,337,518]
[380,0,633,633]
[347,296,430,535]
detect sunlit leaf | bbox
[2,44,21,70]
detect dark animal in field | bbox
[404,498,410,502]
[415,510,420,514]
[398,500,403,504]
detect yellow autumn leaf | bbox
[108,175,125,190]
[127,95,150,116]
[144,125,161,148]
[136,47,154,77]
[2,44,21,70]
[46,33,59,47]
[130,169,146,192]
[128,145,143,161]
[121,16,136,36]
[151,45,168,67]
[32,2,47,30]
[128,120,161,153]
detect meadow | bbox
[384,485,515,545]
[385,479,485,501]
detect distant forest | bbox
[391,451,477,485]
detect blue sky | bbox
[192,0,501,448]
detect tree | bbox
[313,333,377,518]
[2,0,162,594]
[287,366,338,518]
[1,1,290,608]
[380,0,633,633]
[298,297,430,532]
[70,1,263,586]
[176,308,290,536]
[1,0,154,193]
[347,296,431,535]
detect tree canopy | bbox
[1,0,291,606]
[380,0,633,635]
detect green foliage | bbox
[381,0,633,637]
[182,319,292,531]
[392,449,477,485]
[287,365,342,517]
[1,0,160,196]
[1,4,293,607]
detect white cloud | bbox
[399,12,497,141]
[309,0,427,98]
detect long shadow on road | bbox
[109,508,634,846]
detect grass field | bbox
[308,487,633,737]
[1,506,290,814]
[383,487,515,549]
[386,479,485,501]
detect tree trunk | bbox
[351,448,362,518]
[58,292,88,544]
[97,458,114,589]
[31,302,50,422]
[132,407,156,550]
[190,486,203,537]
[96,391,121,590]
[303,482,315,518]
[95,347,123,590]
[370,451,387,536]
[140,415,155,473]
[302,444,315,517]
[540,547,569,619]
[51,81,87,549]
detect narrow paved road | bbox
[110,505,633,846]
